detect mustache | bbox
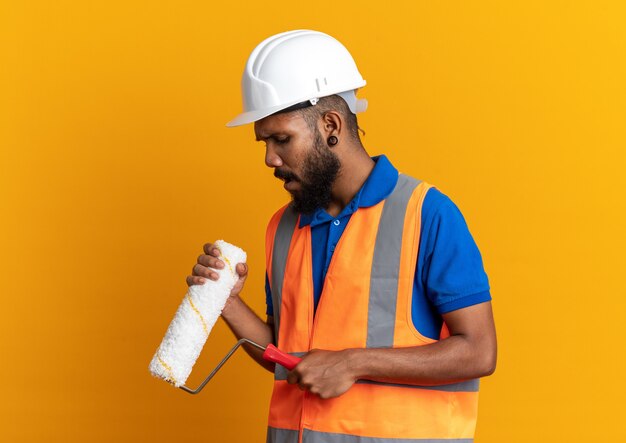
[274,169,300,182]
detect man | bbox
[187,30,497,442]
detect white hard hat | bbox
[226,30,368,127]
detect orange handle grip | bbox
[262,344,301,370]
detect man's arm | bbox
[287,301,497,399]
[221,297,276,373]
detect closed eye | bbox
[256,134,290,145]
[274,136,290,145]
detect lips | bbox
[283,178,298,191]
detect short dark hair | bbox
[296,94,361,141]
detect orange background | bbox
[1,1,625,441]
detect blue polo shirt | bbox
[265,155,491,340]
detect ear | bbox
[320,110,343,138]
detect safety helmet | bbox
[226,30,368,127]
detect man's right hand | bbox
[185,242,248,299]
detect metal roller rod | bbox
[179,338,265,395]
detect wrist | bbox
[221,294,241,318]
[344,348,366,381]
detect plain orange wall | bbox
[1,1,625,441]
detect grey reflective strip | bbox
[356,378,479,392]
[271,205,299,343]
[303,429,472,442]
[367,175,420,348]
[274,352,307,380]
[267,427,299,443]
[274,370,478,391]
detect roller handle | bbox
[262,344,301,370]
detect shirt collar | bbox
[298,154,399,228]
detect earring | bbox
[327,135,338,146]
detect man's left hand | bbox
[286,349,357,399]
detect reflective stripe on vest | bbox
[265,175,479,442]
[266,427,299,443]
[269,205,299,344]
[268,427,474,443]
[274,359,478,392]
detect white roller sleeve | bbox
[149,240,247,387]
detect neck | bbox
[325,145,375,217]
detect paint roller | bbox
[149,239,301,394]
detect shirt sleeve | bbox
[420,188,491,314]
[265,271,274,316]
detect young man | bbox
[188,30,497,442]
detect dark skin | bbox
[187,110,497,398]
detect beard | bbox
[275,129,341,215]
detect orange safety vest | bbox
[265,175,479,443]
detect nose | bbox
[265,145,283,168]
